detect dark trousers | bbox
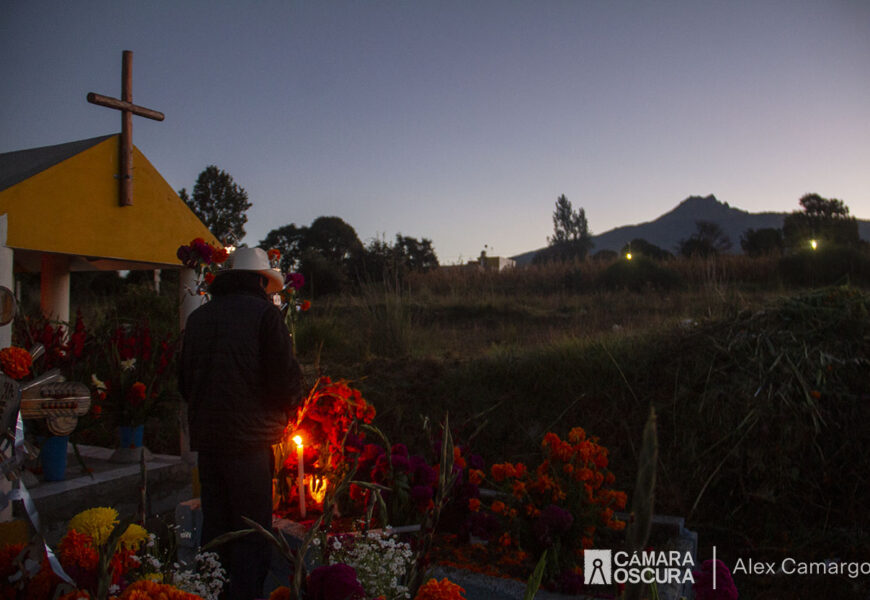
[199,448,273,600]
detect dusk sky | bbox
[2,1,868,264]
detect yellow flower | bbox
[119,523,149,550]
[68,507,119,546]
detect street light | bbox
[810,239,818,251]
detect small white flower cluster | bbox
[169,551,228,600]
[143,549,226,600]
[328,529,413,600]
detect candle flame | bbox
[308,476,329,504]
[293,435,303,447]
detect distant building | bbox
[476,255,515,271]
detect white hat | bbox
[228,247,284,294]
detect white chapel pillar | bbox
[178,266,200,464]
[40,254,70,325]
[178,267,200,332]
[0,215,13,350]
[0,216,13,521]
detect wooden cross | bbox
[87,50,165,206]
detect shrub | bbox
[779,244,870,286]
[596,256,682,291]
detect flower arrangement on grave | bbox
[315,529,414,600]
[0,505,224,599]
[278,266,310,355]
[176,237,229,297]
[92,322,176,428]
[434,427,626,591]
[13,310,90,376]
[274,377,377,518]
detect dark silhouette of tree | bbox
[740,228,784,257]
[678,221,732,258]
[361,234,439,281]
[393,235,439,272]
[620,238,673,260]
[591,249,618,261]
[180,165,252,245]
[535,194,593,263]
[304,216,364,265]
[259,224,307,272]
[782,193,859,249]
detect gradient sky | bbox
[2,1,868,264]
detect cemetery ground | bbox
[12,251,870,598]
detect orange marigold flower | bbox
[542,432,561,450]
[607,518,627,531]
[568,426,586,443]
[0,347,32,380]
[593,449,609,469]
[300,300,311,312]
[267,248,281,261]
[453,446,467,469]
[269,586,292,600]
[414,577,467,600]
[468,498,481,512]
[511,480,526,499]
[58,529,98,572]
[490,500,506,515]
[491,463,507,482]
[468,469,484,485]
[498,533,512,547]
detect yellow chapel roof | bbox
[0,135,220,271]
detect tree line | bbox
[180,166,438,294]
[536,192,863,263]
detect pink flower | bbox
[307,564,365,600]
[693,559,738,600]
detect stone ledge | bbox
[13,444,193,544]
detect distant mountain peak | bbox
[670,194,733,213]
[510,195,870,265]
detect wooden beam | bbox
[86,93,165,121]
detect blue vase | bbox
[119,424,144,448]
[40,435,69,481]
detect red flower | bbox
[126,382,147,407]
[204,272,216,285]
[301,300,311,312]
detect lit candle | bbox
[293,435,306,518]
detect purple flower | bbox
[285,272,305,290]
[693,559,738,600]
[469,453,485,471]
[409,455,437,486]
[534,504,574,547]
[391,453,411,474]
[391,443,409,458]
[411,485,434,512]
[557,570,585,595]
[191,238,213,264]
[176,245,197,269]
[468,511,501,541]
[307,563,365,600]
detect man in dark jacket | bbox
[179,247,303,600]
